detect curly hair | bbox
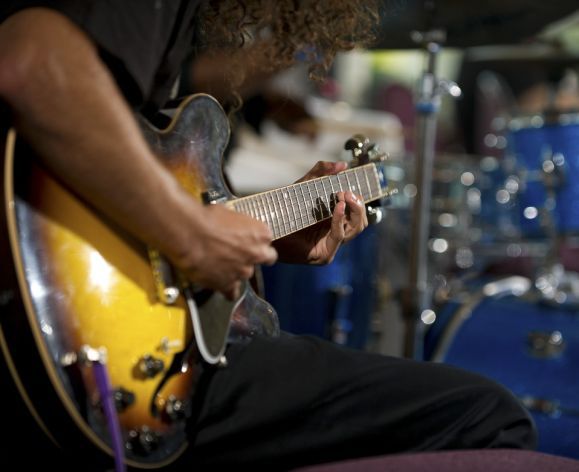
[197,0,380,92]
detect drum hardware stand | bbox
[402,29,461,359]
[534,150,579,307]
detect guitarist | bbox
[0,1,536,470]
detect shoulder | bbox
[1,1,201,108]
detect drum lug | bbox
[520,395,561,417]
[527,330,565,358]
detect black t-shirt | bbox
[0,0,201,112]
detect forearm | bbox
[0,8,202,266]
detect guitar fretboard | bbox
[228,163,384,240]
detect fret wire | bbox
[369,166,378,200]
[246,195,256,221]
[299,183,309,228]
[304,184,313,226]
[245,198,254,219]
[356,166,372,202]
[288,186,298,232]
[274,189,289,237]
[371,165,380,199]
[249,195,261,223]
[347,169,359,196]
[249,197,258,220]
[260,193,272,230]
[287,186,297,229]
[266,191,280,239]
[275,190,285,238]
[329,175,336,198]
[283,187,297,234]
[338,173,348,193]
[323,178,332,218]
[321,178,331,213]
[368,165,380,200]
[330,175,340,209]
[269,190,281,237]
[312,179,322,221]
[363,166,373,201]
[345,172,352,194]
[315,178,328,220]
[324,177,335,211]
[282,188,294,234]
[366,165,376,200]
[337,173,344,192]
[271,190,283,239]
[239,198,247,216]
[239,198,249,217]
[233,199,242,215]
[353,168,365,202]
[256,194,267,224]
[334,176,340,200]
[279,188,290,236]
[304,181,316,226]
[291,186,304,230]
[373,165,382,198]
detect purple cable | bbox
[92,361,127,472]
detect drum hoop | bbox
[430,276,532,362]
[509,110,579,131]
[430,290,486,363]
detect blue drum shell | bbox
[508,113,579,237]
[425,293,579,459]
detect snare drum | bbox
[424,279,579,459]
[508,112,579,237]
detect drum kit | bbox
[371,0,579,460]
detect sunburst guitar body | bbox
[0,94,391,468]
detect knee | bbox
[461,376,538,450]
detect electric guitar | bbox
[0,94,393,468]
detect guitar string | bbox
[232,164,382,239]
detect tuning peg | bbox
[368,148,389,163]
[344,134,370,157]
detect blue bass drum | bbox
[260,224,379,350]
[508,112,579,238]
[424,278,579,459]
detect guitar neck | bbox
[227,163,385,240]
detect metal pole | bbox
[403,30,460,359]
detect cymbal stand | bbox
[403,30,461,359]
[534,150,579,306]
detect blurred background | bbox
[218,2,579,461]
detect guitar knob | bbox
[113,387,135,412]
[127,427,160,455]
[137,355,165,378]
[165,396,187,421]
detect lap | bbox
[179,333,535,469]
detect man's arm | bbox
[0,8,277,299]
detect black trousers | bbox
[176,332,537,470]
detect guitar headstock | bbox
[344,134,396,224]
[344,134,387,167]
